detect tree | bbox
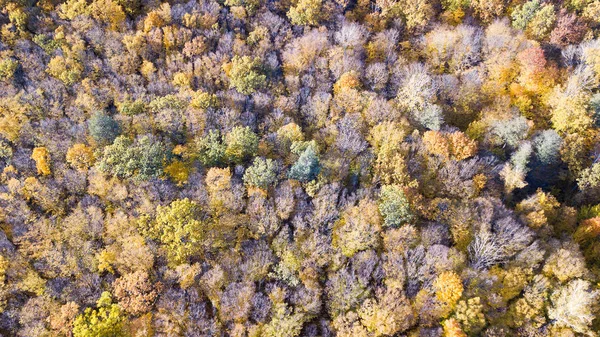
[548,279,599,335]
[333,198,382,257]
[46,55,83,85]
[542,243,586,283]
[443,318,467,337]
[358,286,416,335]
[470,0,505,23]
[0,57,18,81]
[533,130,562,164]
[368,122,410,185]
[262,295,306,337]
[288,142,320,182]
[31,147,51,176]
[378,185,413,227]
[138,198,205,266]
[89,0,126,30]
[491,116,530,148]
[577,162,600,191]
[72,292,129,337]
[434,271,463,309]
[225,126,259,164]
[511,0,556,39]
[550,10,587,47]
[49,302,80,337]
[66,143,95,171]
[88,113,121,144]
[287,0,324,26]
[399,0,435,30]
[550,88,593,134]
[97,135,168,180]
[454,297,486,334]
[197,130,226,167]
[244,157,278,190]
[113,271,160,315]
[224,56,266,95]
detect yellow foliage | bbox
[550,90,593,135]
[0,112,22,142]
[46,55,83,85]
[66,143,95,171]
[369,122,411,185]
[205,167,232,193]
[31,147,51,176]
[333,71,361,95]
[434,271,464,309]
[574,217,600,244]
[448,132,478,161]
[443,318,467,337]
[172,72,193,88]
[96,249,117,273]
[423,130,450,158]
[140,60,156,79]
[423,131,477,161]
[333,198,382,257]
[165,160,191,185]
[18,270,46,296]
[89,0,126,30]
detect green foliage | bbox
[577,162,600,190]
[224,126,259,164]
[591,93,600,126]
[527,3,555,39]
[243,157,278,189]
[0,140,12,160]
[118,99,145,116]
[578,203,600,220]
[191,91,218,110]
[97,135,168,180]
[287,0,323,26]
[512,0,542,30]
[139,198,205,266]
[492,116,529,148]
[288,142,320,182]
[33,34,62,53]
[262,302,306,337]
[88,113,121,144]
[0,58,18,81]
[378,185,413,228]
[226,56,266,95]
[148,94,187,113]
[72,292,129,337]
[197,130,226,167]
[533,130,562,164]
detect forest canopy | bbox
[0,0,600,336]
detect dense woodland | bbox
[0,0,600,335]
